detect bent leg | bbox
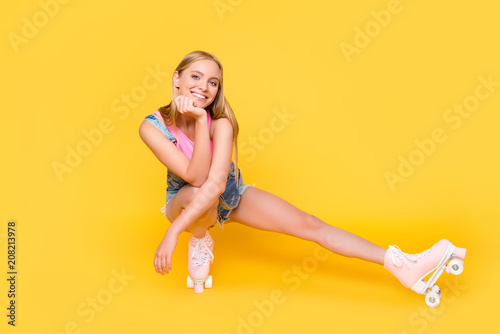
[165,185,218,238]
[227,187,386,265]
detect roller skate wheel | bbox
[446,258,464,275]
[205,275,213,289]
[425,288,441,308]
[187,275,194,289]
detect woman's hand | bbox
[154,227,179,275]
[174,95,207,120]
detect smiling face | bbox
[173,59,221,109]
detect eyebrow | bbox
[189,70,220,82]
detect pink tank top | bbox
[152,110,213,160]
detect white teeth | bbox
[192,92,207,100]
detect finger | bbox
[174,96,180,112]
[183,96,189,112]
[180,96,187,114]
[186,96,193,112]
[177,96,185,112]
[157,257,164,275]
[167,256,172,272]
[187,97,195,111]
[176,96,182,113]
[161,255,168,275]
[154,256,160,274]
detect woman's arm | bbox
[138,95,211,186]
[169,117,234,235]
[154,117,234,274]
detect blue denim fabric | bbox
[166,161,252,228]
[144,114,177,143]
[143,114,253,228]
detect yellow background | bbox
[1,0,498,333]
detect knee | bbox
[183,185,202,202]
[300,213,326,241]
[184,186,221,210]
[166,185,218,223]
[199,203,218,223]
[306,214,325,231]
[182,203,218,235]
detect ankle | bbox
[192,229,208,239]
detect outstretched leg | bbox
[227,187,386,265]
[227,187,468,307]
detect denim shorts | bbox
[160,161,254,229]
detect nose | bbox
[198,80,209,92]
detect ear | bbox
[173,71,180,88]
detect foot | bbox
[188,231,214,293]
[384,239,466,306]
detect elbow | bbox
[189,169,227,196]
[188,172,210,188]
[198,179,226,198]
[214,182,226,198]
[190,179,205,188]
[214,178,227,198]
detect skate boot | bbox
[384,239,466,307]
[187,231,214,293]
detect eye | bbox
[209,81,218,86]
[192,75,199,79]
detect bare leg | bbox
[227,187,386,265]
[165,185,218,238]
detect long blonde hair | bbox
[158,50,240,183]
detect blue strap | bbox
[144,115,177,144]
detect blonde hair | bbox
[158,50,240,184]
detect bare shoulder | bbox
[210,117,232,136]
[211,117,231,127]
[139,113,165,135]
[139,117,156,137]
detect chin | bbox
[204,100,214,108]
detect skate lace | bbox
[388,245,435,267]
[191,237,214,267]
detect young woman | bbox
[139,50,466,306]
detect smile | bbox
[191,92,208,100]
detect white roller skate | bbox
[187,231,214,293]
[384,239,466,307]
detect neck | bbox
[176,109,207,129]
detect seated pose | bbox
[139,50,466,307]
